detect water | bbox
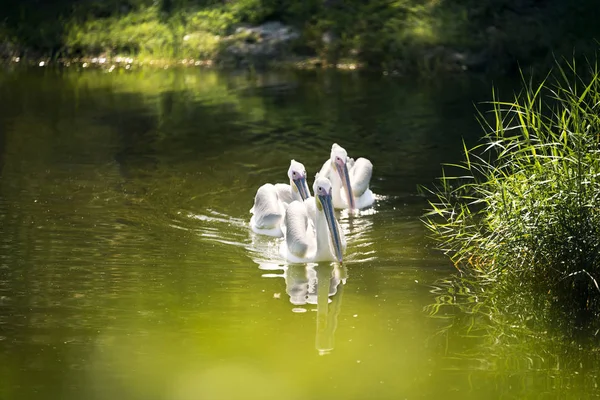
[0,66,597,399]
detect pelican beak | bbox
[318,189,344,263]
[334,159,356,210]
[293,176,310,201]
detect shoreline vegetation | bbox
[424,57,600,339]
[1,0,599,75]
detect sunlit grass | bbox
[65,4,248,60]
[423,56,600,334]
[63,0,281,60]
[66,6,178,59]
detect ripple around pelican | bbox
[336,208,377,264]
[245,205,378,266]
[181,202,378,268]
[174,208,253,251]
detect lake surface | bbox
[0,66,597,399]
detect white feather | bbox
[350,157,372,197]
[249,183,285,237]
[249,160,311,237]
[280,177,346,263]
[283,201,315,259]
[274,183,295,206]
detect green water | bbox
[0,67,597,400]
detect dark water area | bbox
[0,66,596,400]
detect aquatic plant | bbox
[423,57,600,331]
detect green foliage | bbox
[64,0,281,59]
[226,0,274,24]
[0,22,8,41]
[3,0,600,72]
[67,6,172,57]
[186,8,238,35]
[423,57,600,331]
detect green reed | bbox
[423,57,600,327]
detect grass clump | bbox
[64,1,271,61]
[66,6,175,59]
[423,57,600,334]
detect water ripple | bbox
[177,187,382,268]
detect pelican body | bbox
[319,143,374,210]
[280,176,346,263]
[250,160,311,237]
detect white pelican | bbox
[250,160,311,237]
[319,143,374,210]
[280,176,346,263]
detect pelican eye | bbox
[292,171,297,176]
[318,186,323,192]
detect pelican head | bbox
[330,144,355,210]
[288,160,310,201]
[314,176,344,263]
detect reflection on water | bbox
[427,277,600,398]
[313,265,346,355]
[259,262,346,355]
[247,192,374,357]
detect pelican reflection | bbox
[283,263,347,355]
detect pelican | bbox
[319,143,374,210]
[280,176,346,263]
[250,160,311,237]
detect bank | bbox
[0,0,599,75]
